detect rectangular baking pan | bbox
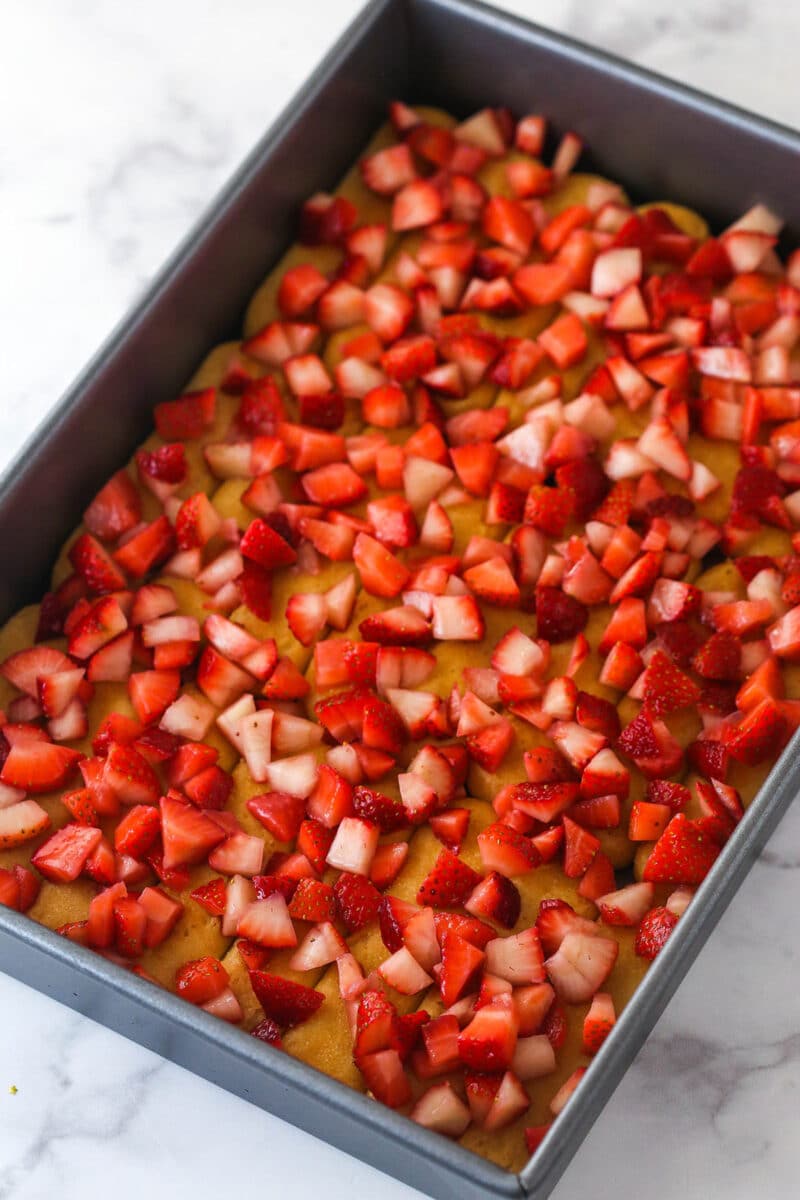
[0,1,798,1197]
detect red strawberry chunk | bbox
[175,956,230,1005]
[69,534,128,595]
[240,518,297,569]
[1,743,81,795]
[31,824,102,881]
[417,849,482,907]
[642,814,720,885]
[333,871,382,931]
[477,822,539,878]
[635,906,679,959]
[641,650,701,716]
[353,533,411,597]
[190,878,227,917]
[535,587,588,643]
[83,470,142,542]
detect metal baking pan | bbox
[0,1,798,1197]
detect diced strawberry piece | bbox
[464,871,520,929]
[392,179,444,231]
[617,711,684,778]
[723,697,786,765]
[112,894,147,957]
[545,930,618,1003]
[635,905,679,959]
[237,893,296,949]
[534,586,588,643]
[135,885,182,950]
[569,792,621,829]
[103,742,160,805]
[1,742,80,795]
[1,646,75,699]
[176,955,229,1005]
[154,388,215,441]
[482,195,536,255]
[361,382,411,429]
[360,142,416,194]
[113,516,175,579]
[641,649,701,716]
[349,785,406,833]
[334,871,382,931]
[477,822,539,878]
[67,595,128,661]
[136,443,187,489]
[597,881,656,927]
[86,880,128,948]
[417,848,481,908]
[30,822,101,880]
[582,992,616,1055]
[353,533,411,597]
[83,470,142,542]
[430,595,485,642]
[113,804,161,858]
[174,492,221,550]
[559,815,599,879]
[160,794,225,870]
[245,790,305,843]
[238,518,296,569]
[443,440,498,502]
[428,807,470,855]
[358,1047,412,1109]
[628,800,671,842]
[538,312,588,369]
[642,814,720,884]
[287,877,336,923]
[190,877,227,917]
[277,264,328,318]
[127,668,180,725]
[458,996,519,1072]
[437,931,484,1008]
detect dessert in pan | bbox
[1,99,799,1172]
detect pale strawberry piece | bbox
[411,1083,471,1137]
[545,931,618,1003]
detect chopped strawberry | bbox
[535,586,588,643]
[239,518,297,569]
[160,794,225,870]
[392,179,444,231]
[154,388,215,440]
[477,822,539,878]
[635,906,679,959]
[333,871,382,931]
[114,805,161,858]
[128,669,180,725]
[84,470,142,542]
[190,877,227,917]
[642,814,720,884]
[69,534,128,595]
[641,649,701,716]
[1,742,81,795]
[582,992,616,1055]
[465,871,520,929]
[288,877,337,923]
[417,848,481,908]
[31,823,101,880]
[458,997,518,1073]
[353,533,411,597]
[175,956,229,1005]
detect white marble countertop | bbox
[1,1,799,1197]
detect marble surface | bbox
[1,1,799,1196]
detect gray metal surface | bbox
[0,2,797,1198]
